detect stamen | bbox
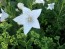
[27,16,32,22]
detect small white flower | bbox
[0,8,8,22]
[13,7,42,35]
[17,3,24,10]
[47,3,55,10]
[33,0,45,5]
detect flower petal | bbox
[22,7,31,15]
[13,14,28,25]
[31,9,42,18]
[17,3,31,15]
[1,9,8,21]
[32,19,40,29]
[1,8,4,13]
[0,14,2,17]
[24,24,32,35]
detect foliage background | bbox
[0,0,65,49]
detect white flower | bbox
[0,8,8,22]
[13,7,42,35]
[17,3,24,10]
[47,3,55,10]
[33,0,45,5]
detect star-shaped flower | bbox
[47,3,55,10]
[33,0,45,5]
[13,6,42,35]
[0,8,8,22]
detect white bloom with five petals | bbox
[47,3,55,10]
[13,6,42,35]
[0,8,8,22]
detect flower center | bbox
[27,16,33,22]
